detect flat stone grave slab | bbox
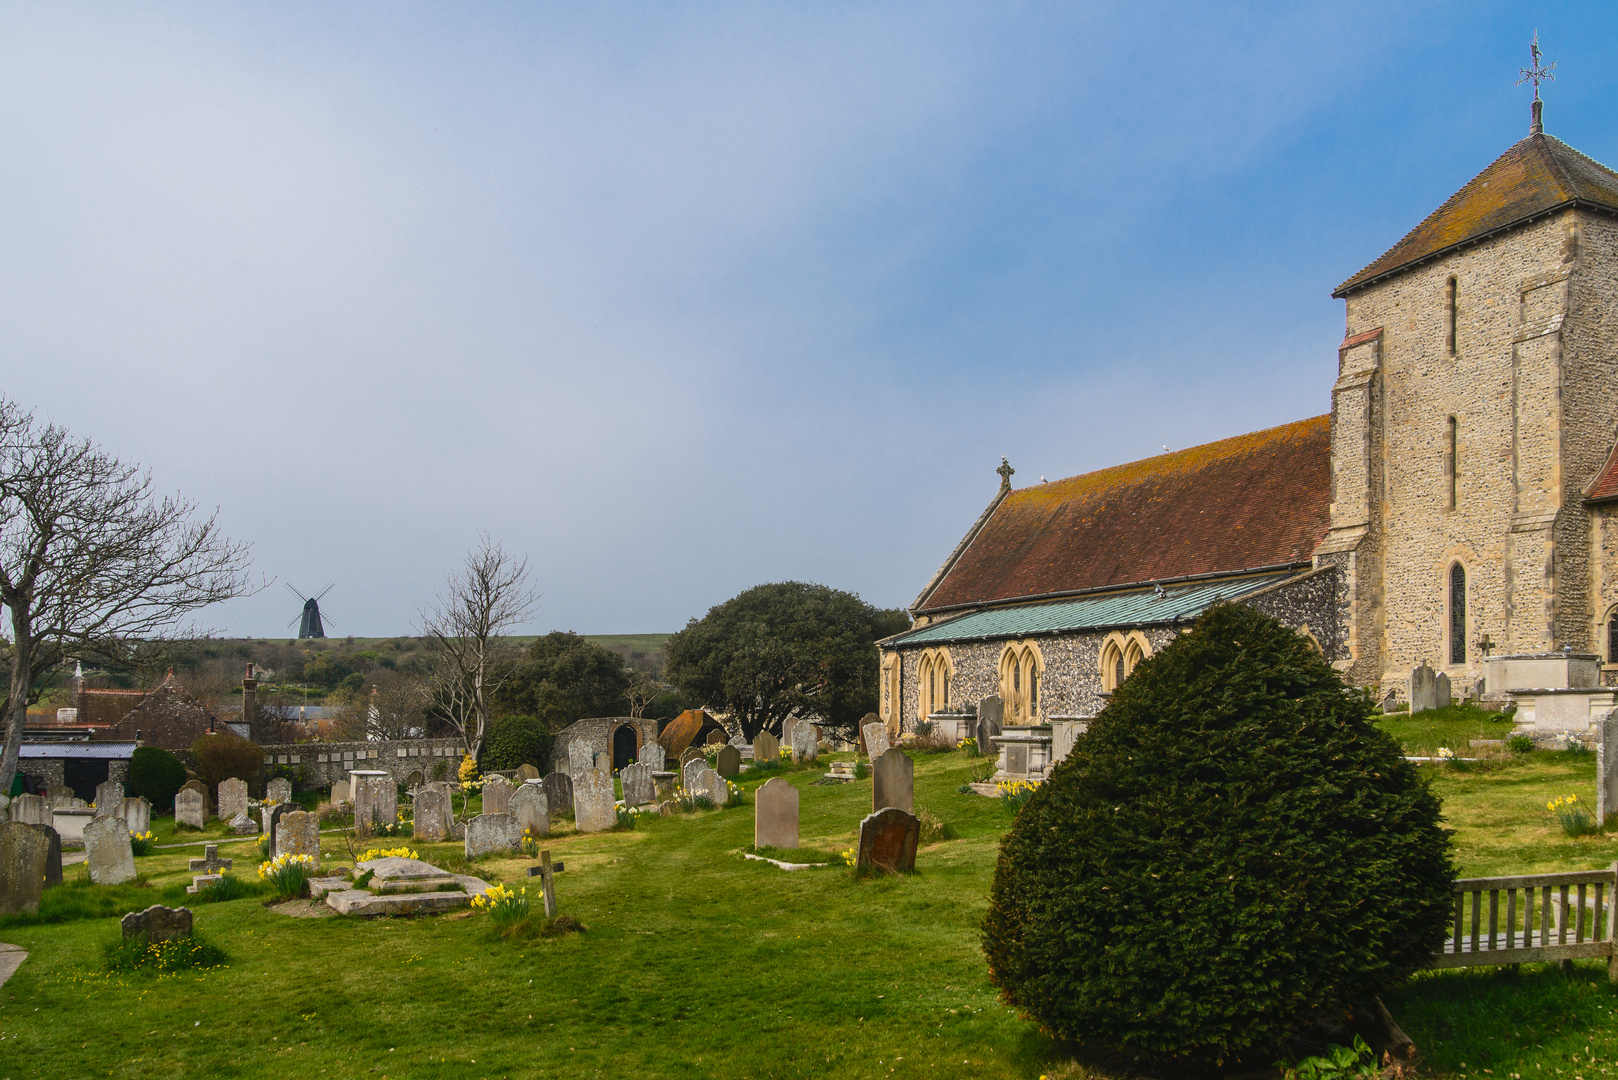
[321,856,493,916]
[361,856,461,894]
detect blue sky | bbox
[2,3,1614,637]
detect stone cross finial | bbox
[1477,633,1494,657]
[997,456,1015,492]
[1517,30,1555,134]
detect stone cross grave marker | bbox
[1409,662,1447,714]
[692,767,728,807]
[121,904,193,942]
[412,784,454,843]
[862,722,890,760]
[174,788,206,830]
[93,780,124,817]
[573,767,616,833]
[872,747,914,814]
[514,763,541,782]
[541,772,574,821]
[84,814,138,886]
[122,797,151,837]
[266,777,293,804]
[640,740,665,771]
[715,745,742,779]
[753,730,780,765]
[569,741,593,778]
[465,812,523,858]
[682,757,707,793]
[0,821,49,915]
[10,793,47,826]
[791,719,818,762]
[482,776,514,816]
[753,777,798,851]
[186,843,232,894]
[620,763,654,807]
[355,774,398,827]
[217,778,249,822]
[512,782,549,838]
[27,824,62,886]
[277,810,320,860]
[856,807,919,874]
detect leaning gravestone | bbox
[514,763,541,782]
[753,730,780,764]
[277,810,320,860]
[84,814,138,886]
[620,762,655,807]
[412,784,454,843]
[464,812,523,857]
[26,824,62,886]
[512,783,549,837]
[573,768,616,833]
[121,904,193,943]
[872,747,914,814]
[266,777,293,804]
[355,774,398,827]
[122,797,151,837]
[482,776,514,816]
[0,821,51,914]
[640,741,666,771]
[862,722,890,760]
[540,772,574,820]
[790,719,818,762]
[174,788,205,830]
[93,780,124,817]
[10,793,47,826]
[715,745,742,779]
[856,807,920,874]
[1409,662,1445,714]
[754,777,799,850]
[217,778,249,823]
[692,767,728,807]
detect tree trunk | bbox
[0,618,33,797]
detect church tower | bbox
[1317,97,1618,695]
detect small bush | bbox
[1278,1037,1379,1080]
[128,747,187,811]
[853,760,868,780]
[1505,733,1536,754]
[105,933,228,974]
[258,853,317,900]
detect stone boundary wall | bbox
[257,738,465,791]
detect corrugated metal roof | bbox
[887,572,1294,647]
[21,742,138,760]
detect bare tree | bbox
[0,399,254,793]
[624,671,667,718]
[333,670,428,742]
[416,537,536,759]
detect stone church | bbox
[878,101,1618,732]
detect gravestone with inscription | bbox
[355,774,398,827]
[122,797,151,837]
[512,782,549,837]
[217,778,249,823]
[790,719,818,762]
[0,821,49,914]
[412,784,454,843]
[84,814,138,885]
[620,762,655,807]
[277,810,320,860]
[682,757,707,793]
[573,768,616,833]
[715,745,742,779]
[861,722,890,760]
[266,777,293,804]
[481,776,514,816]
[1409,662,1447,714]
[752,730,780,764]
[464,812,523,857]
[569,742,593,777]
[541,772,575,820]
[872,747,914,814]
[692,766,728,807]
[856,807,919,874]
[10,793,47,826]
[753,777,798,850]
[93,780,124,817]
[639,741,665,771]
[174,788,205,830]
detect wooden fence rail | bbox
[1435,863,1618,979]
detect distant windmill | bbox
[286,583,335,639]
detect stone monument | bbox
[872,747,914,814]
[753,777,798,850]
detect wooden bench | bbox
[1433,865,1618,978]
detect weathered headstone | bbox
[593,751,611,772]
[331,779,351,805]
[1409,662,1444,714]
[1599,715,1618,826]
[568,741,593,777]
[872,747,914,814]
[856,807,919,874]
[411,784,454,843]
[122,796,151,837]
[862,721,890,760]
[120,905,193,943]
[540,772,574,820]
[276,810,320,860]
[217,777,249,822]
[979,695,1004,736]
[84,814,138,885]
[691,766,728,807]
[715,745,742,779]
[753,730,781,764]
[186,843,232,896]
[229,812,259,836]
[573,767,616,833]
[514,763,541,782]
[180,778,208,806]
[753,777,799,850]
[729,733,748,748]
[464,812,524,857]
[174,788,206,830]
[678,746,705,771]
[355,774,398,827]
[9,793,47,826]
[791,718,818,762]
[482,776,514,816]
[266,777,293,804]
[261,803,293,854]
[511,783,550,837]
[682,757,707,792]
[93,780,124,817]
[0,821,50,914]
[639,741,666,771]
[26,824,62,886]
[706,729,727,746]
[620,762,655,807]
[48,786,80,809]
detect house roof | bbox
[888,571,1296,647]
[915,416,1332,613]
[1335,131,1618,297]
[1585,440,1618,504]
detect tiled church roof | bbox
[915,416,1332,613]
[1335,131,1618,297]
[1584,440,1618,504]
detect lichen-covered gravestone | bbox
[10,793,48,826]
[573,768,616,833]
[331,779,350,805]
[179,780,209,817]
[692,767,728,807]
[569,742,593,778]
[276,810,320,860]
[856,807,919,874]
[84,814,138,886]
[412,784,454,843]
[682,757,707,793]
[514,763,541,782]
[93,780,124,817]
[121,904,192,942]
[620,763,654,807]
[122,797,151,837]
[640,741,666,771]
[872,747,914,814]
[511,783,549,837]
[0,821,49,914]
[26,824,62,886]
[861,721,890,760]
[175,788,206,830]
[541,772,574,820]
[266,777,293,804]
[464,813,523,857]
[355,775,398,827]
[752,730,780,764]
[754,777,799,850]
[791,719,818,762]
[217,778,249,822]
[482,776,514,816]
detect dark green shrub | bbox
[481,715,554,773]
[981,604,1454,1063]
[128,747,187,810]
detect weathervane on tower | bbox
[1516,30,1555,135]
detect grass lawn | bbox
[8,733,1618,1079]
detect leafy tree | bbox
[981,604,1454,1063]
[481,714,555,773]
[190,732,263,795]
[127,747,187,810]
[663,582,911,741]
[493,631,632,728]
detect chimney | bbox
[242,663,258,742]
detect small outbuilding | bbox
[657,709,730,758]
[555,716,660,776]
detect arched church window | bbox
[1449,563,1467,665]
[1114,654,1125,689]
[1608,613,1618,665]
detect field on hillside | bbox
[6,726,1618,1078]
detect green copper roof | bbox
[886,571,1295,647]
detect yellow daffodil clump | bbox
[358,847,418,863]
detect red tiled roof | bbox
[1585,441,1618,504]
[916,416,1332,613]
[1335,132,1618,297]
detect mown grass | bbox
[1374,702,1519,756]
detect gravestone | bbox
[93,780,124,817]
[26,824,62,886]
[856,807,919,874]
[9,793,47,826]
[678,746,705,771]
[229,812,259,836]
[355,774,398,827]
[261,803,293,854]
[412,784,454,843]
[464,813,524,857]
[512,783,549,837]
[872,747,914,814]
[48,786,80,809]
[715,745,742,779]
[174,788,206,830]
[753,730,780,764]
[979,695,1004,736]
[277,810,320,860]
[861,722,890,760]
[121,905,193,943]
[0,821,50,915]
[266,777,293,804]
[790,719,818,762]
[682,757,707,792]
[573,768,616,833]
[404,770,424,790]
[482,776,514,816]
[753,777,799,850]
[620,762,655,807]
[593,752,611,772]
[639,741,666,771]
[331,779,351,805]
[691,767,728,807]
[729,734,748,748]
[540,772,575,820]
[514,763,541,782]
[1409,662,1446,714]
[122,797,151,837]
[569,742,594,777]
[1599,715,1618,826]
[706,729,727,746]
[84,814,138,885]
[217,778,249,822]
